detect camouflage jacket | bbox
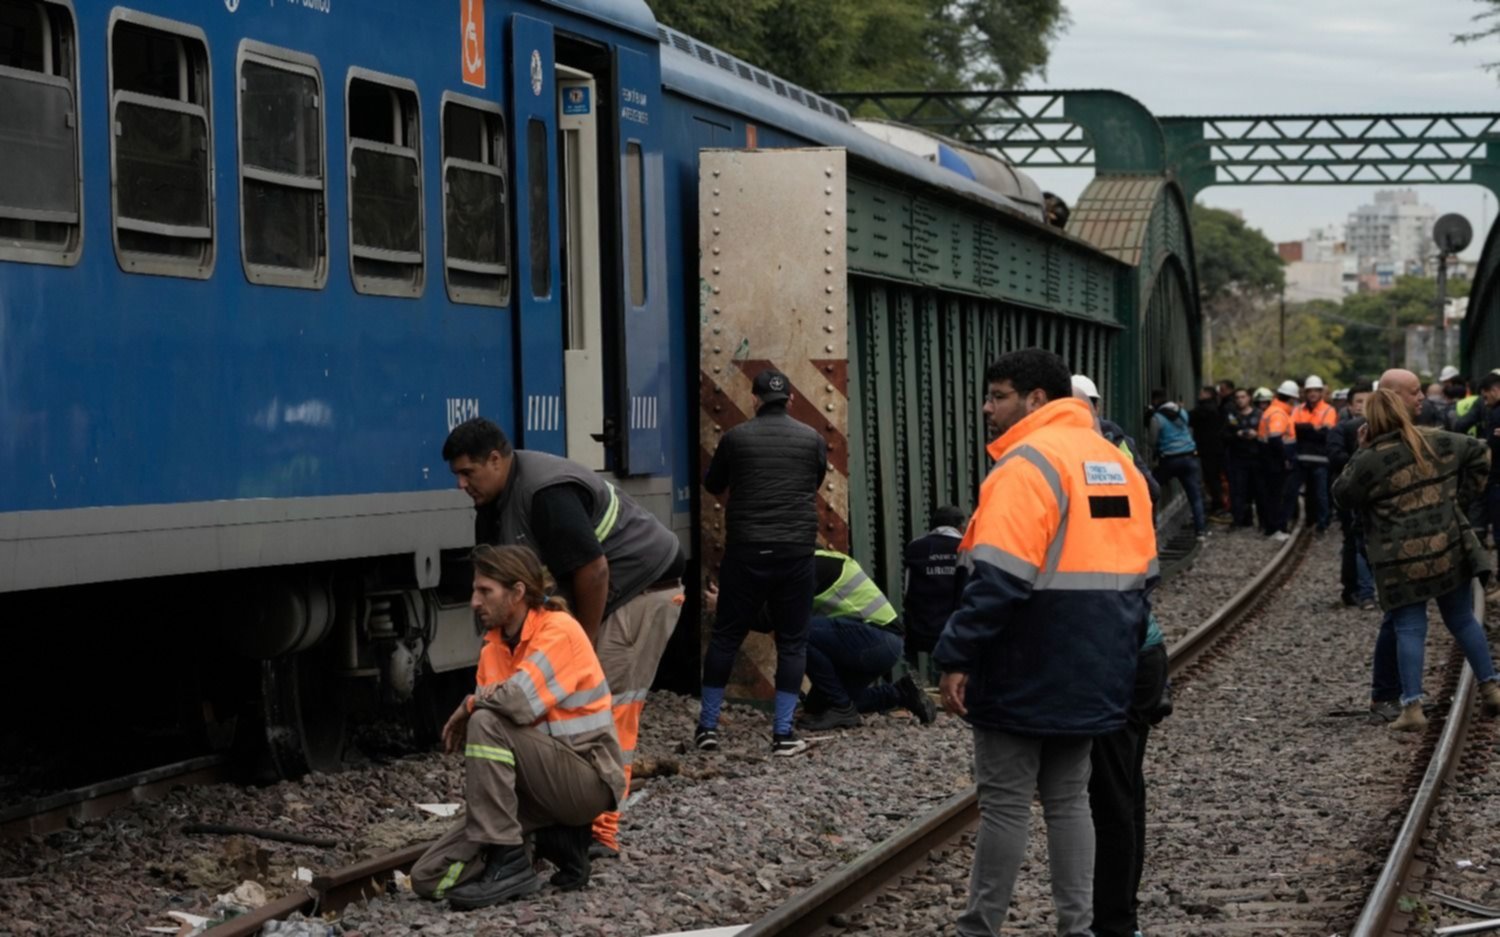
[1332,428,1491,610]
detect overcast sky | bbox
[1022,0,1500,257]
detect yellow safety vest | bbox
[812,550,897,627]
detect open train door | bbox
[697,148,850,701]
[615,47,670,476]
[508,14,565,453]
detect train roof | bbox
[656,25,1048,227]
[546,0,658,39]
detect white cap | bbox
[1304,375,1324,390]
[1439,365,1461,382]
[1277,379,1301,397]
[1071,374,1100,400]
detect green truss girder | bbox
[823,90,1500,199]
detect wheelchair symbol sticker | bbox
[461,0,485,88]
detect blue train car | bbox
[1,0,1188,777]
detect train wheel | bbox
[260,646,346,777]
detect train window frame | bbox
[345,67,423,299]
[0,0,83,267]
[236,41,327,290]
[439,91,508,308]
[624,140,646,307]
[107,8,215,280]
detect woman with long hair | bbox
[1333,388,1500,731]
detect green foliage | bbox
[1210,301,1349,390]
[649,0,1068,92]
[1456,0,1500,74]
[1190,204,1285,302]
[1337,275,1471,379]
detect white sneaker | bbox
[1270,531,1291,543]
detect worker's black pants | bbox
[702,546,814,695]
[1089,643,1168,937]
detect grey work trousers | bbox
[410,709,614,899]
[957,729,1095,937]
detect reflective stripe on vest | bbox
[812,550,897,627]
[1116,438,1133,461]
[594,483,621,541]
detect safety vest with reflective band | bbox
[464,607,626,805]
[1291,400,1338,463]
[932,397,1158,737]
[812,549,898,628]
[489,450,679,617]
[1457,395,1481,436]
[1257,398,1296,442]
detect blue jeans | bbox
[1228,454,1256,526]
[1153,454,1205,534]
[1388,584,1499,705]
[1298,461,1330,531]
[804,615,903,711]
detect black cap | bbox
[752,368,791,404]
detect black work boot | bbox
[799,702,861,731]
[445,843,541,910]
[895,674,937,725]
[533,824,594,891]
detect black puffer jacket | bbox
[704,403,828,546]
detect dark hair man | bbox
[1224,388,1260,528]
[902,505,969,670]
[697,367,829,756]
[1327,383,1376,611]
[442,418,684,858]
[1191,385,1228,519]
[934,348,1157,937]
[1148,391,1207,539]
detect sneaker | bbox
[693,726,719,752]
[1270,531,1291,543]
[798,703,861,731]
[895,674,938,725]
[1369,698,1401,721]
[1359,599,1377,611]
[771,733,809,757]
[446,844,541,909]
[1480,681,1500,716]
[1195,533,1208,542]
[1390,701,1427,732]
[533,825,593,891]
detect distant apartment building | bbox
[1346,189,1437,277]
[1278,225,1358,303]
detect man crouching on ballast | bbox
[411,544,625,910]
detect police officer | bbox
[442,418,684,858]
[902,505,968,671]
[697,368,829,756]
[1224,387,1261,528]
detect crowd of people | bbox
[403,349,1500,937]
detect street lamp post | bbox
[1432,214,1473,374]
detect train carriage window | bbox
[526,118,549,298]
[346,70,422,297]
[441,95,508,306]
[109,12,213,278]
[238,44,325,288]
[625,142,645,306]
[0,0,81,266]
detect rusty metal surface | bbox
[1349,585,1483,937]
[698,147,850,700]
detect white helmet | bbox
[1277,379,1301,398]
[1439,365,1462,382]
[1071,374,1100,400]
[1304,375,1325,390]
[1253,387,1273,402]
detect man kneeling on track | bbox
[798,547,937,731]
[411,545,625,910]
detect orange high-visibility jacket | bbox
[1258,398,1297,461]
[932,397,1158,736]
[467,607,625,802]
[1291,400,1338,463]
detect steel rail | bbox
[0,755,231,838]
[734,524,1311,937]
[1348,583,1483,937]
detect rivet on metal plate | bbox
[713,188,720,196]
[713,266,721,274]
[712,207,721,215]
[825,285,834,294]
[825,167,833,176]
[825,226,833,234]
[825,403,834,412]
[713,286,721,294]
[826,384,834,393]
[825,344,834,352]
[713,226,721,235]
[825,305,834,313]
[712,246,721,255]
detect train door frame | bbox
[556,63,606,470]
